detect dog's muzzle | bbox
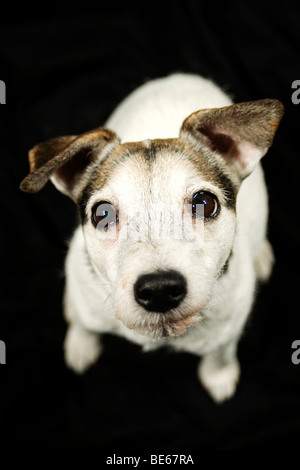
[134,270,187,313]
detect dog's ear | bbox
[180,99,284,179]
[20,127,120,198]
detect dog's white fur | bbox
[21,74,282,403]
[61,74,276,403]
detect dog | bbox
[20,73,284,403]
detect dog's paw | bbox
[254,238,275,283]
[64,324,102,374]
[198,354,240,404]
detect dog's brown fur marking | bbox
[181,99,284,150]
[78,138,237,224]
[20,127,118,194]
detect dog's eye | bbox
[91,201,118,230]
[192,191,219,219]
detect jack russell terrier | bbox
[20,73,284,403]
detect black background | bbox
[1,0,300,454]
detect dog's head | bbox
[21,99,283,339]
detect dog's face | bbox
[20,99,283,340]
[81,137,237,338]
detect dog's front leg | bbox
[63,282,103,374]
[64,323,102,374]
[197,341,240,404]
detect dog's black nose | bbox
[134,270,187,313]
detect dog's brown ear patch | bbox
[180,99,284,179]
[20,127,119,198]
[27,135,77,173]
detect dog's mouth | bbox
[119,307,204,340]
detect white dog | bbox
[21,74,283,403]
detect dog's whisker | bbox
[103,292,113,309]
[87,281,111,287]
